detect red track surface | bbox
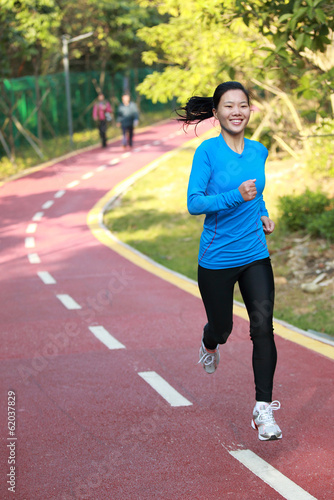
[0,120,333,500]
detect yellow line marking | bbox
[87,135,334,361]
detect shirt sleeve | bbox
[259,196,269,217]
[187,145,245,215]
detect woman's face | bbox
[213,89,250,136]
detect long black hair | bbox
[176,81,251,127]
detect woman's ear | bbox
[212,108,217,120]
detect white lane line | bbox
[66,180,79,188]
[56,294,82,310]
[88,326,125,349]
[26,223,37,234]
[138,371,192,407]
[25,237,35,248]
[133,147,141,152]
[42,200,54,209]
[54,190,66,198]
[82,172,94,180]
[37,271,56,285]
[28,253,41,264]
[153,140,161,145]
[32,211,44,221]
[229,450,317,500]
[121,152,131,158]
[109,159,120,165]
[96,165,107,171]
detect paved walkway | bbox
[1,120,333,499]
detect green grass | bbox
[104,147,203,281]
[0,109,172,181]
[104,134,334,336]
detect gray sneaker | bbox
[252,401,282,441]
[198,341,220,374]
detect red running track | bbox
[0,120,333,500]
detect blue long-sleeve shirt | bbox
[187,134,270,269]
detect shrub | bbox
[307,209,334,241]
[277,189,331,232]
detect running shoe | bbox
[252,401,282,441]
[198,341,220,374]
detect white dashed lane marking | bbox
[28,253,41,264]
[25,237,35,249]
[88,326,125,350]
[82,172,94,180]
[229,450,317,500]
[56,294,81,310]
[32,211,44,221]
[37,271,56,285]
[54,190,66,198]
[138,371,193,407]
[96,165,107,171]
[26,223,37,234]
[42,200,54,210]
[66,180,80,188]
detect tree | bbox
[0,0,165,78]
[0,0,62,78]
[58,0,165,75]
[234,0,334,110]
[136,0,269,103]
[136,0,334,113]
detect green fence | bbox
[0,68,169,158]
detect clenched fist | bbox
[238,179,257,201]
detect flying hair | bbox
[176,81,251,129]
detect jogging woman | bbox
[177,81,282,441]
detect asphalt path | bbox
[0,120,333,500]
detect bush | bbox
[277,189,332,232]
[307,209,334,241]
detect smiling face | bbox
[213,89,250,137]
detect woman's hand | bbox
[261,215,275,234]
[238,179,257,201]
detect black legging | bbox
[198,257,277,402]
[98,120,107,147]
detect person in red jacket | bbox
[92,93,112,148]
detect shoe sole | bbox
[251,419,283,441]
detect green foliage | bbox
[0,0,165,78]
[234,0,334,105]
[0,0,62,76]
[277,189,333,238]
[136,0,334,112]
[306,118,334,176]
[307,209,334,240]
[137,0,267,104]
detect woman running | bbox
[177,81,282,441]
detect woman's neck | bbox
[221,129,245,154]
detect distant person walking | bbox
[177,81,282,442]
[93,93,112,148]
[116,92,139,149]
